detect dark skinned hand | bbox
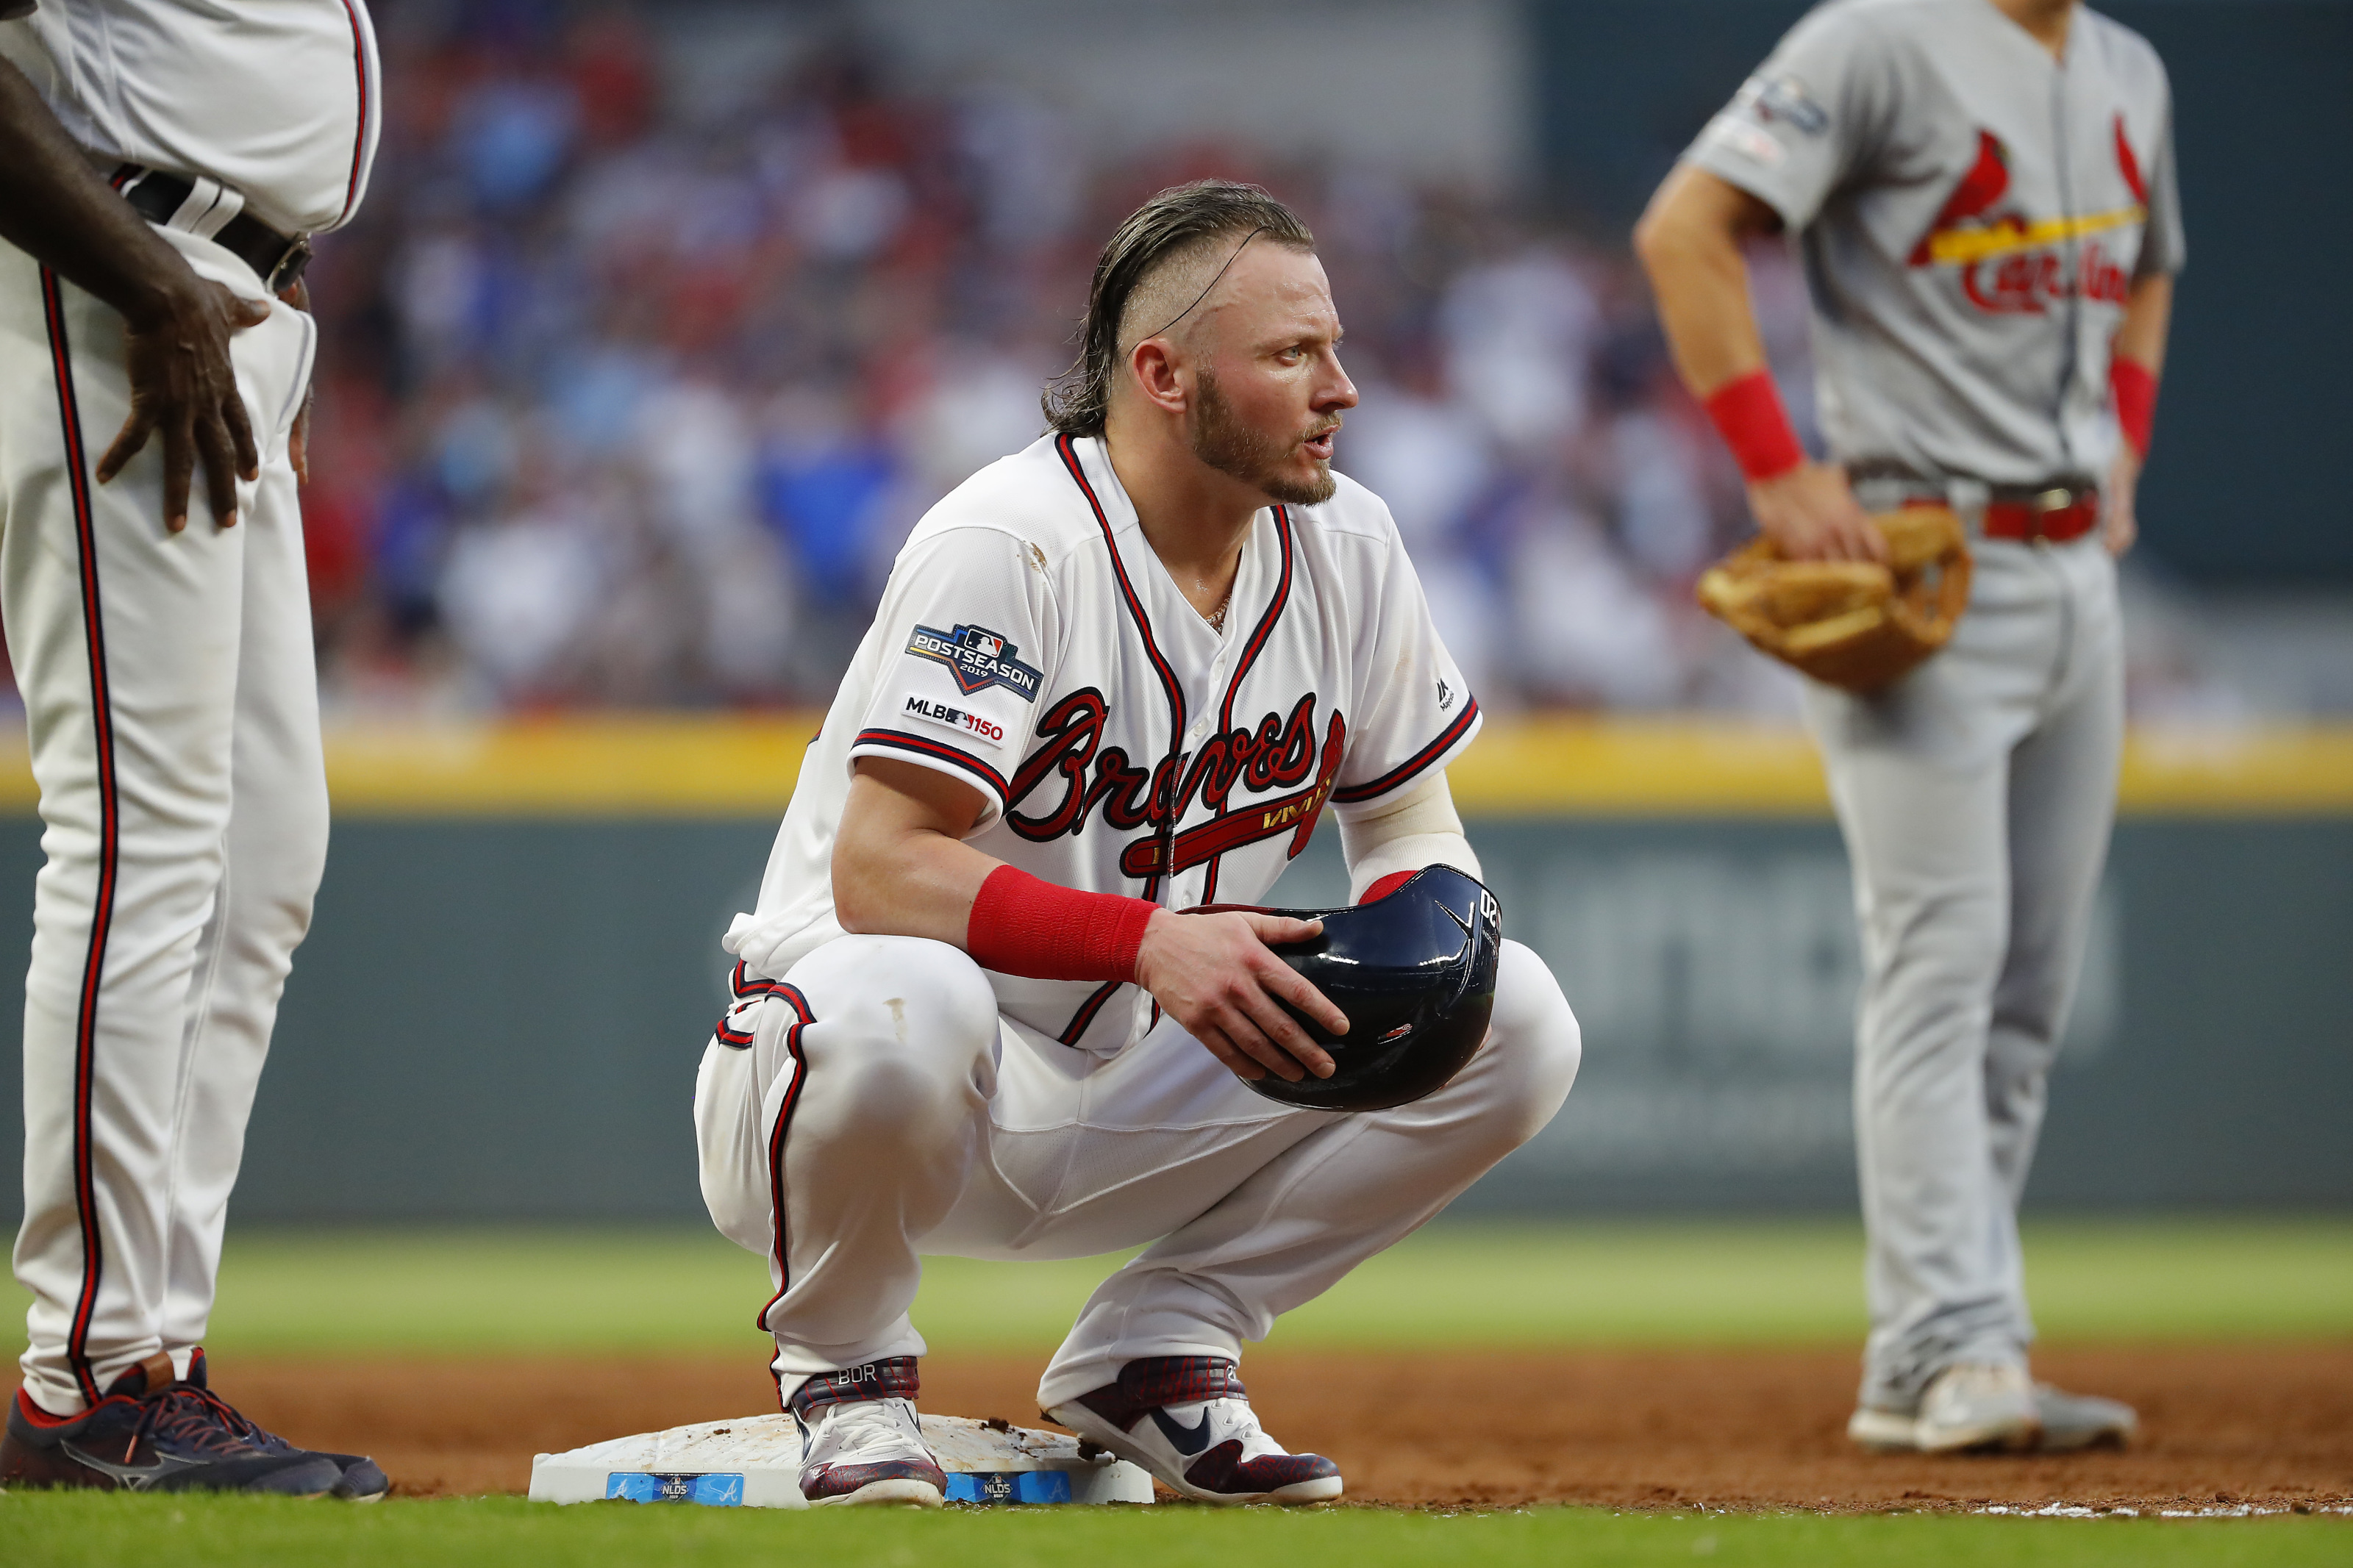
[94,277,271,532]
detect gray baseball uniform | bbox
[1683,0,2182,1411]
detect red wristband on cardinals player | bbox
[1360,870,1417,904]
[2111,357,2158,459]
[965,865,1158,983]
[1703,369,1807,482]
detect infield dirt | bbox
[220,1345,2352,1514]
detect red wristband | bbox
[1360,870,1417,904]
[2111,357,2158,459]
[1702,369,1806,482]
[965,865,1157,983]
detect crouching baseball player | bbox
[694,182,1582,1507]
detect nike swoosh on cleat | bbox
[1146,1406,1213,1456]
[60,1443,207,1491]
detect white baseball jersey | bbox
[0,0,380,235]
[724,432,1481,1056]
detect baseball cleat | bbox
[1043,1356,1343,1506]
[185,1347,390,1500]
[2033,1383,2137,1452]
[1913,1362,2043,1454]
[0,1353,342,1495]
[1844,1403,1921,1453]
[788,1358,946,1507]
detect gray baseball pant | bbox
[1801,531,2123,1411]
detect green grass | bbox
[5,1215,2339,1361]
[0,1494,2346,1568]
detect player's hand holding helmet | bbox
[1133,907,1352,1086]
[1697,504,1973,693]
[1169,867,1504,1114]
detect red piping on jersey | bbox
[1202,506,1295,906]
[755,984,816,1333]
[1056,434,1187,903]
[1058,980,1124,1046]
[851,727,1013,806]
[1332,697,1480,805]
[718,961,788,1046]
[335,0,372,225]
[42,269,120,1407]
[1051,434,1199,1045]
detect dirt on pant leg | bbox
[214,1345,2353,1512]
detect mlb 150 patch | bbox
[907,623,1043,701]
[902,693,1011,751]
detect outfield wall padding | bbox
[1,815,2347,1222]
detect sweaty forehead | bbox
[1118,235,1330,354]
[1194,243,1336,346]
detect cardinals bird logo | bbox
[1909,121,2147,313]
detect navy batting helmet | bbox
[1237,865,1502,1113]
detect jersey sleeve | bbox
[1333,524,1482,808]
[846,527,1059,830]
[1682,6,1896,232]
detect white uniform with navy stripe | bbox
[2,0,377,1414]
[699,432,1580,1403]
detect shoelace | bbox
[120,1383,271,1464]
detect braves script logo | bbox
[1006,689,1346,878]
[906,623,1043,701]
[1909,120,2146,314]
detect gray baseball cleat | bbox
[1913,1362,2043,1453]
[2033,1383,2137,1451]
[1844,1403,1921,1453]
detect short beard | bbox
[1188,370,1338,506]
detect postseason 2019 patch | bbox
[907,623,1043,702]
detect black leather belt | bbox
[116,166,311,293]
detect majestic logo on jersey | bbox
[1006,689,1346,880]
[1908,121,2146,313]
[906,623,1043,701]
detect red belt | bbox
[1904,489,2101,544]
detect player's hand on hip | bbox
[96,276,272,533]
[2102,445,2140,559]
[1134,909,1349,1084]
[1749,462,1887,563]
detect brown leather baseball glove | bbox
[1696,505,1973,692]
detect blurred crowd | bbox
[276,4,1820,717]
[4,6,2277,721]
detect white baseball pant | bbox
[1803,529,2123,1411]
[694,934,1580,1406]
[4,226,323,1414]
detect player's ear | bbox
[1126,336,1190,417]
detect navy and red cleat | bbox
[0,1353,341,1495]
[1045,1357,1343,1505]
[788,1358,947,1507]
[185,1347,390,1500]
